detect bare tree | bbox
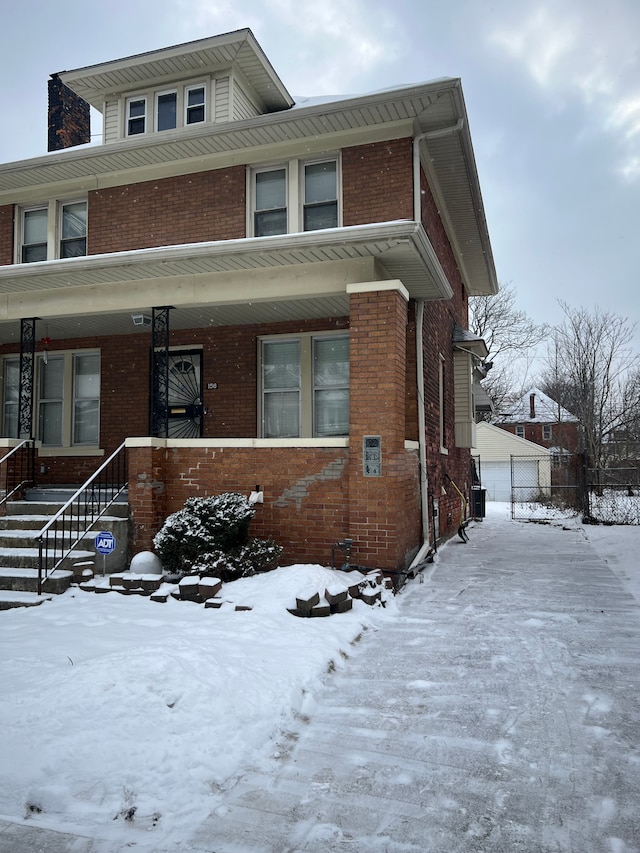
[469,282,548,416]
[540,302,639,476]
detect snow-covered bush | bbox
[153,493,284,578]
[190,538,283,583]
[153,493,255,573]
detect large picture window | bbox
[2,351,100,449]
[260,333,349,438]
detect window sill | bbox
[37,447,105,458]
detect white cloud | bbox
[175,0,398,95]
[488,0,640,182]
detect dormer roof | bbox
[54,28,294,114]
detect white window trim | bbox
[184,82,207,125]
[17,199,88,264]
[257,330,349,439]
[248,154,341,237]
[1,349,101,451]
[125,94,148,137]
[515,425,525,438]
[155,89,178,132]
[123,79,210,140]
[58,199,88,259]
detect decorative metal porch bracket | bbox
[18,318,36,440]
[151,307,173,437]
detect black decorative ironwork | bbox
[18,318,36,439]
[151,307,172,437]
[38,442,128,594]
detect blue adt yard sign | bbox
[95,531,116,555]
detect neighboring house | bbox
[0,29,498,574]
[497,387,580,457]
[474,421,551,502]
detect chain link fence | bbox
[510,453,587,521]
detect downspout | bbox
[409,130,432,568]
[410,297,431,568]
[408,120,464,570]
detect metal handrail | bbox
[37,442,128,595]
[0,439,36,508]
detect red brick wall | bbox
[347,286,422,569]
[0,205,13,265]
[499,422,580,451]
[87,167,247,254]
[342,137,414,226]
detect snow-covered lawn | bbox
[0,564,396,845]
[0,503,637,850]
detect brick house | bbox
[0,29,497,576]
[497,388,580,455]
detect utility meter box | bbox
[363,435,382,476]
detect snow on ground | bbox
[0,564,396,845]
[0,504,638,849]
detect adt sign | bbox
[95,531,116,555]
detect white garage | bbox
[474,422,551,503]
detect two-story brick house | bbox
[0,29,497,576]
[497,388,580,454]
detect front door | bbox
[166,350,203,438]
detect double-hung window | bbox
[260,333,349,438]
[22,207,48,263]
[186,85,206,124]
[127,97,147,135]
[254,168,287,236]
[303,160,338,231]
[20,201,87,263]
[542,424,552,441]
[250,157,339,236]
[60,202,87,258]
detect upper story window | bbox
[127,97,147,135]
[19,200,87,264]
[515,425,525,438]
[542,424,552,441]
[60,202,87,258]
[156,92,177,131]
[254,168,287,236]
[249,157,340,237]
[186,85,206,124]
[126,82,207,137]
[22,207,48,263]
[303,161,338,231]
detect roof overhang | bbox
[54,28,294,113]
[0,77,497,300]
[0,221,452,344]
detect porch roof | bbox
[0,221,451,345]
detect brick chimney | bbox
[529,393,536,419]
[48,75,91,152]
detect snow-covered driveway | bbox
[192,508,640,852]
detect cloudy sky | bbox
[1,0,638,371]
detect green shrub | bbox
[153,493,283,580]
[153,493,255,574]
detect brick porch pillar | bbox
[126,439,168,558]
[347,281,420,571]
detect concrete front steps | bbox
[0,488,129,609]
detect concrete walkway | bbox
[2,507,639,852]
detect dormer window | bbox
[156,91,177,131]
[127,97,147,135]
[186,85,205,124]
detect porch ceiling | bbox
[0,221,450,346]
